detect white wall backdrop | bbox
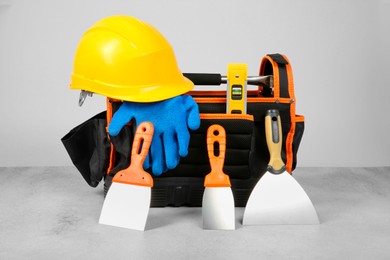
[0,0,389,167]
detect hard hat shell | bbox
[70,15,193,102]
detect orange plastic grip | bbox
[204,124,231,188]
[112,122,154,187]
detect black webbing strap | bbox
[267,54,289,98]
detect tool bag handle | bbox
[183,73,271,87]
[184,53,294,99]
[183,73,223,85]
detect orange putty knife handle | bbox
[204,124,231,187]
[112,122,154,187]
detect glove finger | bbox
[150,133,166,176]
[108,103,135,136]
[182,95,200,130]
[143,151,151,170]
[175,124,190,157]
[163,131,180,169]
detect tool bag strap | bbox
[259,53,295,100]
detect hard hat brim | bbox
[70,73,194,102]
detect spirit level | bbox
[226,64,248,114]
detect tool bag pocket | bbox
[61,111,110,187]
[192,99,304,178]
[104,102,256,179]
[161,113,255,179]
[186,53,305,175]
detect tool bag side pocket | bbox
[61,111,110,187]
[291,115,304,171]
[162,113,255,179]
[259,53,304,173]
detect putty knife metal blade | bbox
[202,187,235,230]
[99,183,151,230]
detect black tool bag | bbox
[61,53,305,207]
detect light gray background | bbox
[0,0,389,167]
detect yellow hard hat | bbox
[70,15,193,102]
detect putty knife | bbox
[99,122,154,231]
[243,110,319,225]
[202,124,235,230]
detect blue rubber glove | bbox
[108,95,200,176]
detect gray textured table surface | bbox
[0,167,389,259]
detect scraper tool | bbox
[243,110,319,225]
[202,124,235,230]
[99,122,154,231]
